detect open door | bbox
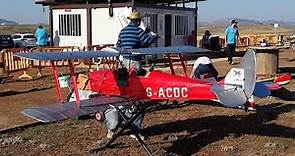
[165,15,172,47]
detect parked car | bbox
[12,33,37,48]
[0,35,14,51]
[0,35,14,67]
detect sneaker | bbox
[237,105,244,109]
[130,133,145,141]
[247,107,256,111]
[106,131,114,139]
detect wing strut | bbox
[68,60,80,107]
[50,60,81,106]
[51,61,63,104]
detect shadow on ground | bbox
[0,86,54,97]
[272,87,295,101]
[279,67,295,74]
[143,102,295,155]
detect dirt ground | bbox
[0,49,294,156]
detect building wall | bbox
[91,7,132,45]
[52,9,87,48]
[138,7,195,46]
[51,6,194,48]
[91,6,195,46]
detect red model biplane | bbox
[15,46,257,155]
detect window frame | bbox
[174,15,188,36]
[58,14,81,36]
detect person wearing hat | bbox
[104,11,157,141]
[225,19,240,65]
[116,11,157,70]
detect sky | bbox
[0,0,294,24]
[0,0,48,24]
[197,0,295,22]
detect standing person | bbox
[185,30,196,46]
[202,30,211,49]
[116,11,157,71]
[35,25,48,47]
[105,11,156,141]
[225,19,239,65]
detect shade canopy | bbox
[36,0,206,5]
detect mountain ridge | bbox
[199,18,295,27]
[0,18,18,25]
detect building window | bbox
[59,14,81,36]
[143,14,157,33]
[175,15,188,36]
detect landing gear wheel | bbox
[95,112,104,122]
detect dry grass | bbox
[0,25,49,35]
[198,24,295,37]
[0,24,294,38]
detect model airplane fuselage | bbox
[89,70,216,101]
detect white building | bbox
[36,0,206,48]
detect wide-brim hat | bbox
[128,11,142,20]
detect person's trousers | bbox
[105,106,143,133]
[227,44,236,63]
[122,58,141,70]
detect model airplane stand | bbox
[90,101,153,155]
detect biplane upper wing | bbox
[15,50,119,61]
[127,46,209,55]
[15,46,208,61]
[22,96,132,123]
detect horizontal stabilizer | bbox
[253,82,271,98]
[22,96,132,123]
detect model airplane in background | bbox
[15,46,277,155]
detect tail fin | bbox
[213,50,256,107]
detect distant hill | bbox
[212,18,263,26]
[0,19,18,25]
[200,18,295,27]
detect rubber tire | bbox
[95,112,104,122]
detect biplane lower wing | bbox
[22,96,132,123]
